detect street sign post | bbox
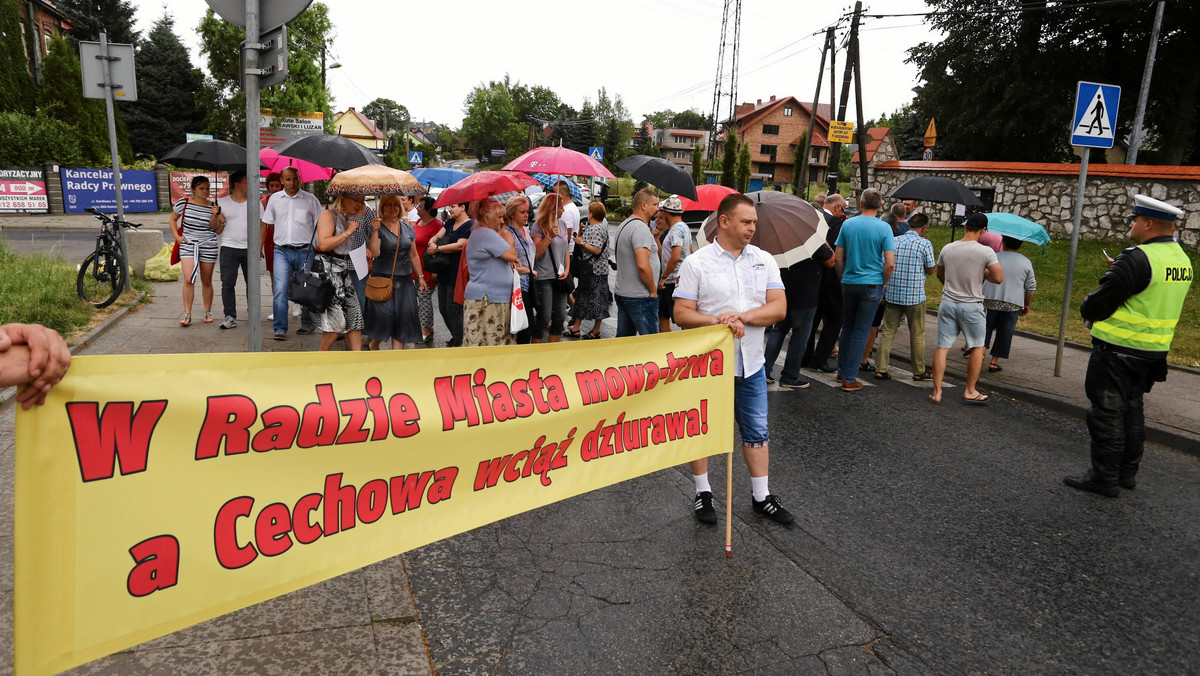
[828,121,854,144]
[1056,81,1122,376]
[205,0,312,29]
[241,26,288,89]
[922,148,934,161]
[588,147,604,161]
[924,118,937,148]
[409,151,423,165]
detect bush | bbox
[0,112,85,166]
[610,204,633,220]
[604,198,623,212]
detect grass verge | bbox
[923,226,1200,368]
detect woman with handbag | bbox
[411,196,443,345]
[169,175,223,327]
[502,195,537,344]
[311,195,368,351]
[529,193,569,343]
[462,199,520,347]
[567,200,611,339]
[364,195,426,350]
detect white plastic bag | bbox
[509,269,528,334]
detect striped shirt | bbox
[173,198,216,243]
[884,230,935,305]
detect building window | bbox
[762,124,779,136]
[784,107,793,117]
[760,144,777,158]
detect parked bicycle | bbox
[77,207,141,308]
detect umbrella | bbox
[697,191,829,269]
[325,165,425,197]
[531,173,581,200]
[678,184,739,212]
[885,176,983,206]
[433,171,540,208]
[410,167,471,189]
[162,139,258,171]
[503,145,615,178]
[272,133,385,171]
[259,147,334,183]
[616,155,698,200]
[983,212,1051,247]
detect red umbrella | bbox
[433,171,540,208]
[678,184,739,212]
[502,146,616,179]
[260,148,334,183]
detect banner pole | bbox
[725,449,733,557]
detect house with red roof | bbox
[332,108,387,151]
[714,95,833,186]
[850,127,899,192]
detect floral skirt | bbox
[463,296,515,347]
[570,273,611,321]
[310,254,364,334]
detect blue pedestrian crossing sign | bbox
[588,146,603,161]
[409,151,423,165]
[1071,81,1121,149]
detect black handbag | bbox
[422,233,454,274]
[287,228,335,313]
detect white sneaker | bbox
[268,314,274,321]
[292,307,301,317]
[219,316,237,329]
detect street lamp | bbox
[320,43,340,87]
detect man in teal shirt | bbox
[834,188,895,391]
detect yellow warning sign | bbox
[924,118,937,147]
[828,121,854,144]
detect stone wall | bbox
[855,161,1200,250]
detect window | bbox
[784,107,793,117]
[760,144,777,158]
[762,124,779,136]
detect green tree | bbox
[644,110,675,129]
[720,128,738,188]
[671,110,711,130]
[691,142,704,187]
[362,98,409,134]
[58,0,139,45]
[462,80,517,159]
[37,36,121,164]
[0,0,35,114]
[594,88,633,171]
[123,13,204,159]
[197,3,334,141]
[736,142,751,193]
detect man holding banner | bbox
[674,193,793,525]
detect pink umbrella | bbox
[259,147,334,183]
[502,146,615,179]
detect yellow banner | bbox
[15,328,733,675]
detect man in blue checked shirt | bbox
[875,213,936,380]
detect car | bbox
[529,191,585,212]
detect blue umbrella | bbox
[531,173,581,200]
[410,167,471,189]
[983,212,1051,247]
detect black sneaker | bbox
[779,377,810,390]
[1063,474,1120,498]
[693,491,717,524]
[752,494,794,524]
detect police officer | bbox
[1065,195,1193,497]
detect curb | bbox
[0,292,147,409]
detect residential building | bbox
[850,127,899,192]
[15,0,71,83]
[331,108,387,151]
[713,95,833,186]
[654,127,708,170]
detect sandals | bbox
[584,330,602,340]
[988,364,1003,373]
[962,392,990,405]
[912,370,934,381]
[858,361,873,372]
[564,328,582,338]
[203,312,214,323]
[179,313,191,327]
[873,371,891,380]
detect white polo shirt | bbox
[262,189,322,247]
[674,240,784,377]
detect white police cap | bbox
[1130,194,1184,222]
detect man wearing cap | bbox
[1065,195,1193,497]
[654,195,693,332]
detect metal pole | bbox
[799,28,831,201]
[245,0,262,351]
[99,31,130,293]
[1126,0,1165,164]
[1055,147,1089,376]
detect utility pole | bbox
[826,1,862,199]
[799,27,834,200]
[851,8,870,193]
[1126,0,1165,164]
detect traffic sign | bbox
[588,146,604,161]
[79,41,137,100]
[922,148,934,161]
[409,151,423,165]
[924,118,937,147]
[205,0,312,30]
[828,121,854,144]
[1071,81,1121,149]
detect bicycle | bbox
[77,207,141,308]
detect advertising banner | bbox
[15,329,734,675]
[60,168,157,213]
[168,171,231,205]
[260,110,324,148]
[0,167,49,213]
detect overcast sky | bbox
[133,0,941,128]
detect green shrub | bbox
[604,198,623,212]
[0,112,85,166]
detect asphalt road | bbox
[2,228,170,264]
[406,377,1200,674]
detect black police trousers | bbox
[1084,343,1159,485]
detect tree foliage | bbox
[0,112,85,165]
[909,0,1200,164]
[362,98,409,134]
[197,3,335,142]
[0,0,35,114]
[671,110,712,130]
[123,13,204,159]
[736,142,751,193]
[593,88,634,171]
[691,142,705,187]
[644,110,675,129]
[58,0,139,45]
[721,129,738,188]
[36,36,131,164]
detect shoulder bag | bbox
[365,225,400,302]
[287,223,334,313]
[423,232,454,274]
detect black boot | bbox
[1064,473,1120,498]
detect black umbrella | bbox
[884,176,983,206]
[616,155,698,200]
[161,139,258,171]
[272,134,385,172]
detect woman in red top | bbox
[412,195,443,345]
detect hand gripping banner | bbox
[15,327,733,674]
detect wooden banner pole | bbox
[725,449,733,557]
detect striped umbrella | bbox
[531,173,581,200]
[697,190,829,268]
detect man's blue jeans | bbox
[272,246,315,335]
[615,295,659,337]
[837,284,882,383]
[764,305,818,383]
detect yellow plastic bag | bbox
[143,243,181,281]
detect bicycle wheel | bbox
[77,248,126,308]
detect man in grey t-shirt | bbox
[614,188,661,336]
[932,213,1004,404]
